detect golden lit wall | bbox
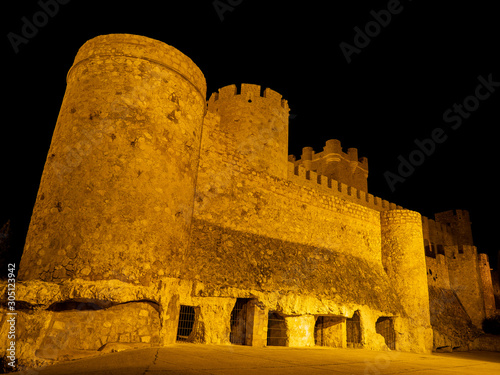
[19,34,206,285]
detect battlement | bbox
[422,216,457,253]
[287,161,402,212]
[291,139,369,192]
[207,83,289,111]
[205,82,290,179]
[297,139,368,169]
[435,209,471,223]
[422,216,451,234]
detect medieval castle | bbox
[1,34,497,369]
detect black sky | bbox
[2,0,499,269]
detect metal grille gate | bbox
[230,299,249,345]
[346,311,362,347]
[267,311,287,346]
[375,317,396,350]
[176,305,195,342]
[314,316,325,346]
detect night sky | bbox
[2,1,499,269]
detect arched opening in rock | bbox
[346,311,362,348]
[267,311,287,346]
[229,298,251,345]
[176,305,196,342]
[375,316,396,350]
[314,315,346,347]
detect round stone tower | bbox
[380,209,433,352]
[19,34,207,285]
[207,83,290,179]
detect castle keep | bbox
[1,34,497,368]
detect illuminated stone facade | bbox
[1,34,497,370]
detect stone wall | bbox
[424,246,496,349]
[492,269,500,310]
[0,298,160,368]
[435,210,474,246]
[447,246,486,328]
[187,218,403,312]
[422,215,456,249]
[422,209,496,348]
[428,286,481,350]
[40,301,160,351]
[190,105,409,316]
[196,108,383,265]
[478,253,496,318]
[425,254,451,289]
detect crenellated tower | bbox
[8,34,496,367]
[19,34,207,285]
[207,83,290,179]
[291,139,369,192]
[380,209,433,353]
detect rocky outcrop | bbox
[0,279,161,370]
[428,286,482,350]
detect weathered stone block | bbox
[285,315,315,347]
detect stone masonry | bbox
[1,34,497,371]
